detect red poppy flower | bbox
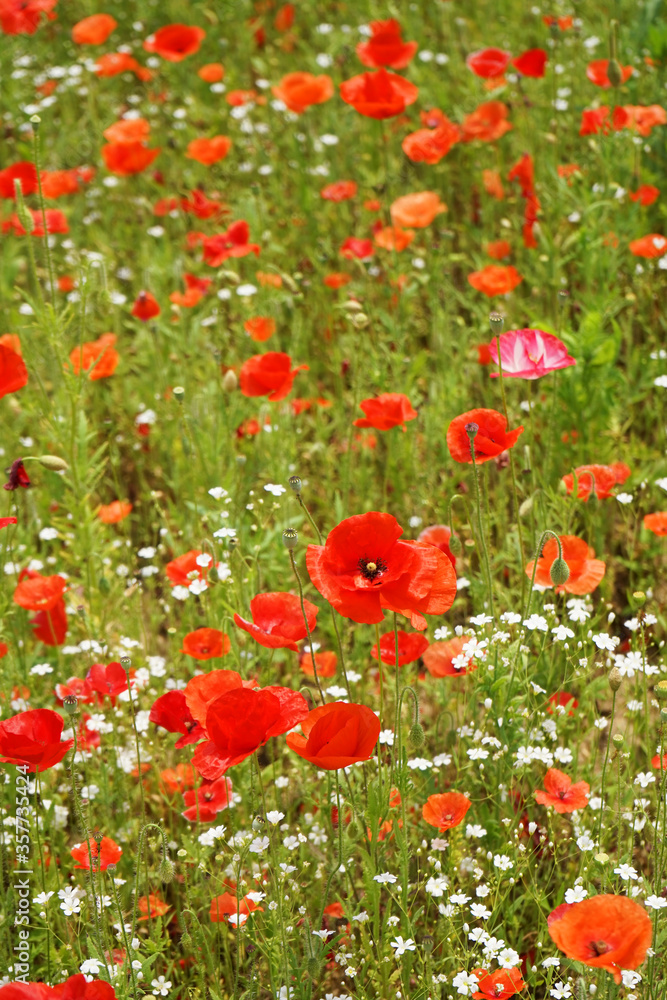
[181,628,231,660]
[97,500,132,524]
[321,180,358,202]
[239,352,308,402]
[299,650,337,677]
[324,273,351,289]
[234,592,318,652]
[629,234,667,258]
[422,636,477,677]
[512,48,547,77]
[579,106,611,136]
[72,13,117,44]
[485,240,511,260]
[0,0,57,35]
[244,317,275,342]
[340,68,418,120]
[0,161,38,198]
[198,63,225,83]
[40,168,91,199]
[31,599,68,646]
[467,48,512,79]
[402,118,461,164]
[272,72,334,113]
[340,236,375,260]
[0,517,17,530]
[535,768,589,813]
[3,208,68,236]
[210,891,263,924]
[102,142,160,175]
[143,24,205,61]
[586,59,633,88]
[182,776,233,821]
[95,52,152,81]
[353,393,417,432]
[201,221,260,266]
[562,463,630,501]
[132,291,161,321]
[356,19,418,69]
[422,791,471,831]
[547,895,652,983]
[150,690,205,748]
[548,692,578,716]
[629,184,659,206]
[68,333,119,380]
[71,836,122,870]
[471,968,525,1000]
[137,893,171,921]
[165,549,209,587]
[372,629,429,666]
[192,684,309,779]
[615,104,667,137]
[525,535,606,595]
[468,265,522,297]
[652,753,667,770]
[644,512,667,536]
[4,459,30,492]
[86,662,131,706]
[0,342,28,398]
[306,511,457,629]
[286,701,381,769]
[447,408,523,464]
[417,525,456,568]
[488,329,575,379]
[0,709,74,772]
[373,225,415,251]
[186,136,233,165]
[461,102,513,143]
[14,573,67,611]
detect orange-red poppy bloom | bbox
[418,524,456,567]
[512,48,547,77]
[340,68,418,119]
[562,463,630,501]
[306,511,457,629]
[547,895,652,983]
[14,573,67,611]
[373,225,415,251]
[652,753,667,770]
[181,628,231,661]
[629,233,667,258]
[239,352,308,401]
[447,408,523,464]
[299,650,337,677]
[103,118,151,144]
[586,59,633,88]
[272,72,334,113]
[0,0,57,35]
[390,191,446,228]
[0,342,28,398]
[402,118,461,164]
[102,142,160,175]
[356,19,418,69]
[137,893,171,921]
[186,136,233,165]
[234,592,318,652]
[244,317,275,342]
[644,512,667,536]
[323,272,352,289]
[198,63,225,83]
[0,161,38,199]
[3,208,68,237]
[629,184,659,206]
[132,291,161,321]
[422,791,471,831]
[422,636,475,677]
[71,836,122,871]
[472,969,525,1000]
[95,52,152,81]
[0,708,73,772]
[182,776,233,821]
[69,333,119,380]
[525,535,606,595]
[462,101,513,143]
[286,702,381,769]
[485,239,511,259]
[97,500,132,524]
[72,13,117,44]
[467,48,512,78]
[340,236,374,260]
[169,273,212,308]
[39,167,90,199]
[210,891,263,925]
[353,393,417,432]
[321,180,358,202]
[201,221,260,266]
[535,768,589,813]
[371,629,429,666]
[468,264,523,296]
[614,104,667,137]
[482,169,505,199]
[144,24,205,61]
[579,106,612,136]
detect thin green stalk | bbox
[597,689,617,849]
[287,546,325,705]
[467,428,495,620]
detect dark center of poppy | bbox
[588,939,613,957]
[358,557,387,581]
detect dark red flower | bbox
[371,629,429,666]
[356,19,418,69]
[286,702,381,769]
[0,709,73,772]
[234,592,318,652]
[4,458,31,490]
[150,690,205,748]
[31,600,68,646]
[239,353,308,402]
[306,511,457,629]
[340,68,418,120]
[132,291,161,321]
[447,408,524,464]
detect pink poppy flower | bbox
[488,328,575,380]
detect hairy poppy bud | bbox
[655,681,667,702]
[222,369,238,392]
[606,58,623,87]
[489,311,504,333]
[172,385,185,402]
[282,528,298,550]
[550,557,570,586]
[98,575,110,594]
[608,666,622,691]
[219,270,240,285]
[63,695,78,716]
[409,722,425,749]
[306,957,320,979]
[519,496,534,517]
[288,475,302,494]
[37,455,68,472]
[14,180,35,233]
[449,532,462,556]
[159,857,175,883]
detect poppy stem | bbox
[33,770,51,981]
[468,440,496,620]
[288,549,325,705]
[108,874,141,997]
[493,337,526,590]
[393,612,402,764]
[31,119,56,300]
[121,655,147,823]
[597,688,617,849]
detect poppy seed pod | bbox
[549,557,570,586]
[172,385,185,402]
[448,532,463,556]
[608,666,622,691]
[632,591,646,607]
[63,694,78,715]
[351,312,370,329]
[288,475,302,494]
[422,934,434,953]
[282,528,299,550]
[37,455,68,472]
[661,708,667,723]
[489,311,504,333]
[654,681,667,701]
[465,422,479,440]
[612,733,624,747]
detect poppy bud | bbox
[655,681,667,702]
[550,557,570,586]
[351,312,369,329]
[219,270,240,285]
[30,114,41,130]
[37,455,68,472]
[288,475,302,494]
[282,528,298,550]
[159,857,175,883]
[306,957,320,979]
[63,695,78,716]
[99,575,110,594]
[409,722,425,749]
[608,666,622,691]
[449,532,463,556]
[519,496,534,517]
[222,369,238,392]
[489,311,504,333]
[173,385,185,402]
[14,180,35,234]
[181,931,192,949]
[606,58,623,87]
